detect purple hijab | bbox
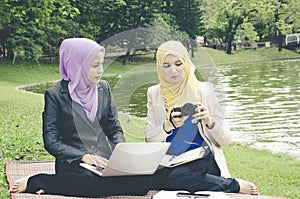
[59,38,105,122]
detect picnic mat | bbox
[6,161,285,199]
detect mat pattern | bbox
[6,161,285,199]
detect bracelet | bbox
[163,122,172,134]
[205,119,215,129]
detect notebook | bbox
[152,190,231,199]
[160,146,209,168]
[80,142,170,177]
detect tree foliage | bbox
[1,0,79,62]
[0,0,299,62]
[202,0,299,53]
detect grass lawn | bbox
[0,47,299,198]
[200,46,300,64]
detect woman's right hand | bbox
[81,154,108,168]
[170,111,185,127]
[164,108,186,132]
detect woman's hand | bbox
[164,107,187,132]
[171,109,187,128]
[81,154,108,168]
[193,103,215,128]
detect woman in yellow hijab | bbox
[146,40,259,195]
[156,40,199,118]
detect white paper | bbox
[160,146,208,168]
[152,190,231,199]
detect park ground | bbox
[0,47,299,198]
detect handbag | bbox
[166,116,206,156]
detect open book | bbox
[152,190,231,199]
[160,146,208,168]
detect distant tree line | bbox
[0,0,299,63]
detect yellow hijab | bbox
[156,41,199,119]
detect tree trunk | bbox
[191,45,194,58]
[189,38,194,57]
[122,51,130,65]
[0,42,4,58]
[278,31,283,52]
[12,52,16,64]
[226,39,233,54]
[49,46,53,63]
[226,19,233,54]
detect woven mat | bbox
[6,161,156,199]
[6,161,285,199]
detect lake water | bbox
[111,59,300,160]
[216,60,300,160]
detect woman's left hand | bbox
[192,103,214,128]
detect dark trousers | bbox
[26,173,152,197]
[152,153,240,193]
[26,153,239,197]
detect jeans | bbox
[152,153,240,193]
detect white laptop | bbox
[80,142,170,177]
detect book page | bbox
[152,190,231,199]
[160,146,208,167]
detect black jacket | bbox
[42,79,125,174]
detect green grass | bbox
[0,47,299,198]
[224,143,300,198]
[200,46,300,64]
[103,55,156,75]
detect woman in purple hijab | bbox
[11,38,151,197]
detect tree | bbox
[1,0,79,63]
[289,0,300,33]
[99,0,163,64]
[162,0,204,56]
[273,0,298,51]
[202,0,275,54]
[249,0,299,51]
[40,1,80,62]
[0,0,11,58]
[3,0,298,63]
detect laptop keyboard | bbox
[94,167,104,172]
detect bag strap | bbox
[197,121,214,156]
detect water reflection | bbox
[111,63,158,118]
[218,60,300,160]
